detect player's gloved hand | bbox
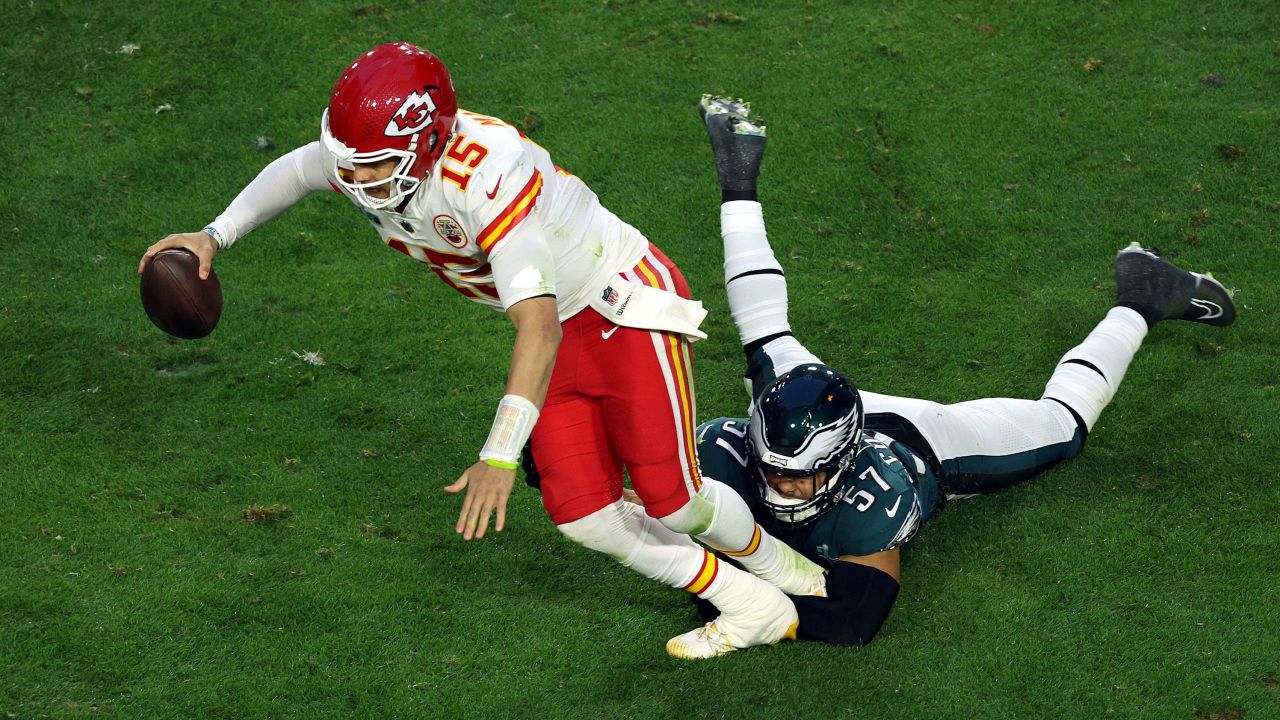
[444,460,516,540]
[138,230,220,280]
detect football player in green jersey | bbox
[674,95,1238,649]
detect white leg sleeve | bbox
[721,200,792,346]
[556,500,706,589]
[656,479,826,596]
[757,335,824,378]
[1041,306,1148,430]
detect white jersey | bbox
[209,109,650,322]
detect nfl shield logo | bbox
[601,286,619,305]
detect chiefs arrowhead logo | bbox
[385,87,439,137]
[433,214,469,249]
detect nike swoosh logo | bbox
[486,175,503,200]
[884,496,902,518]
[601,326,620,340]
[1189,298,1223,319]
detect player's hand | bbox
[444,460,516,540]
[139,231,220,280]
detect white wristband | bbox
[202,225,225,249]
[479,394,540,467]
[203,217,237,249]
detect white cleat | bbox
[797,574,828,598]
[666,585,799,659]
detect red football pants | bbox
[532,244,703,524]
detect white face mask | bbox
[757,467,844,527]
[321,110,422,212]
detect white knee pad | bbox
[556,501,640,562]
[655,485,717,536]
[1042,362,1113,431]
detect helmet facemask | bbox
[322,110,424,212]
[750,420,861,528]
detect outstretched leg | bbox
[701,95,822,397]
[1045,244,1237,432]
[913,246,1238,496]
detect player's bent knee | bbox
[1042,397,1089,460]
[556,503,633,561]
[653,488,715,536]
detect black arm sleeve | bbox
[789,562,900,646]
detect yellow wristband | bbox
[482,458,519,470]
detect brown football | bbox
[140,249,222,339]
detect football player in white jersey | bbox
[679,95,1237,646]
[138,43,827,658]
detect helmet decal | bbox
[386,87,440,137]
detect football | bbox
[139,249,223,339]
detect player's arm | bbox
[446,295,560,539]
[788,550,901,646]
[139,141,331,279]
[445,212,560,540]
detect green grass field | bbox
[3,1,1278,718]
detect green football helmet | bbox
[747,364,864,527]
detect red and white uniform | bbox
[207,109,704,522]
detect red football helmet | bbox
[321,42,458,211]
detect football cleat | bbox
[699,94,767,195]
[752,547,828,597]
[699,94,753,122]
[1114,243,1236,327]
[666,580,799,659]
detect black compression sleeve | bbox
[789,562,900,646]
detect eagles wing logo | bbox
[433,215,469,249]
[385,87,439,137]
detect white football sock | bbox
[722,200,792,346]
[657,479,826,596]
[1042,306,1148,430]
[556,500,726,592]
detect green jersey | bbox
[696,417,943,565]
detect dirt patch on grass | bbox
[1196,710,1243,720]
[694,11,742,27]
[243,504,291,523]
